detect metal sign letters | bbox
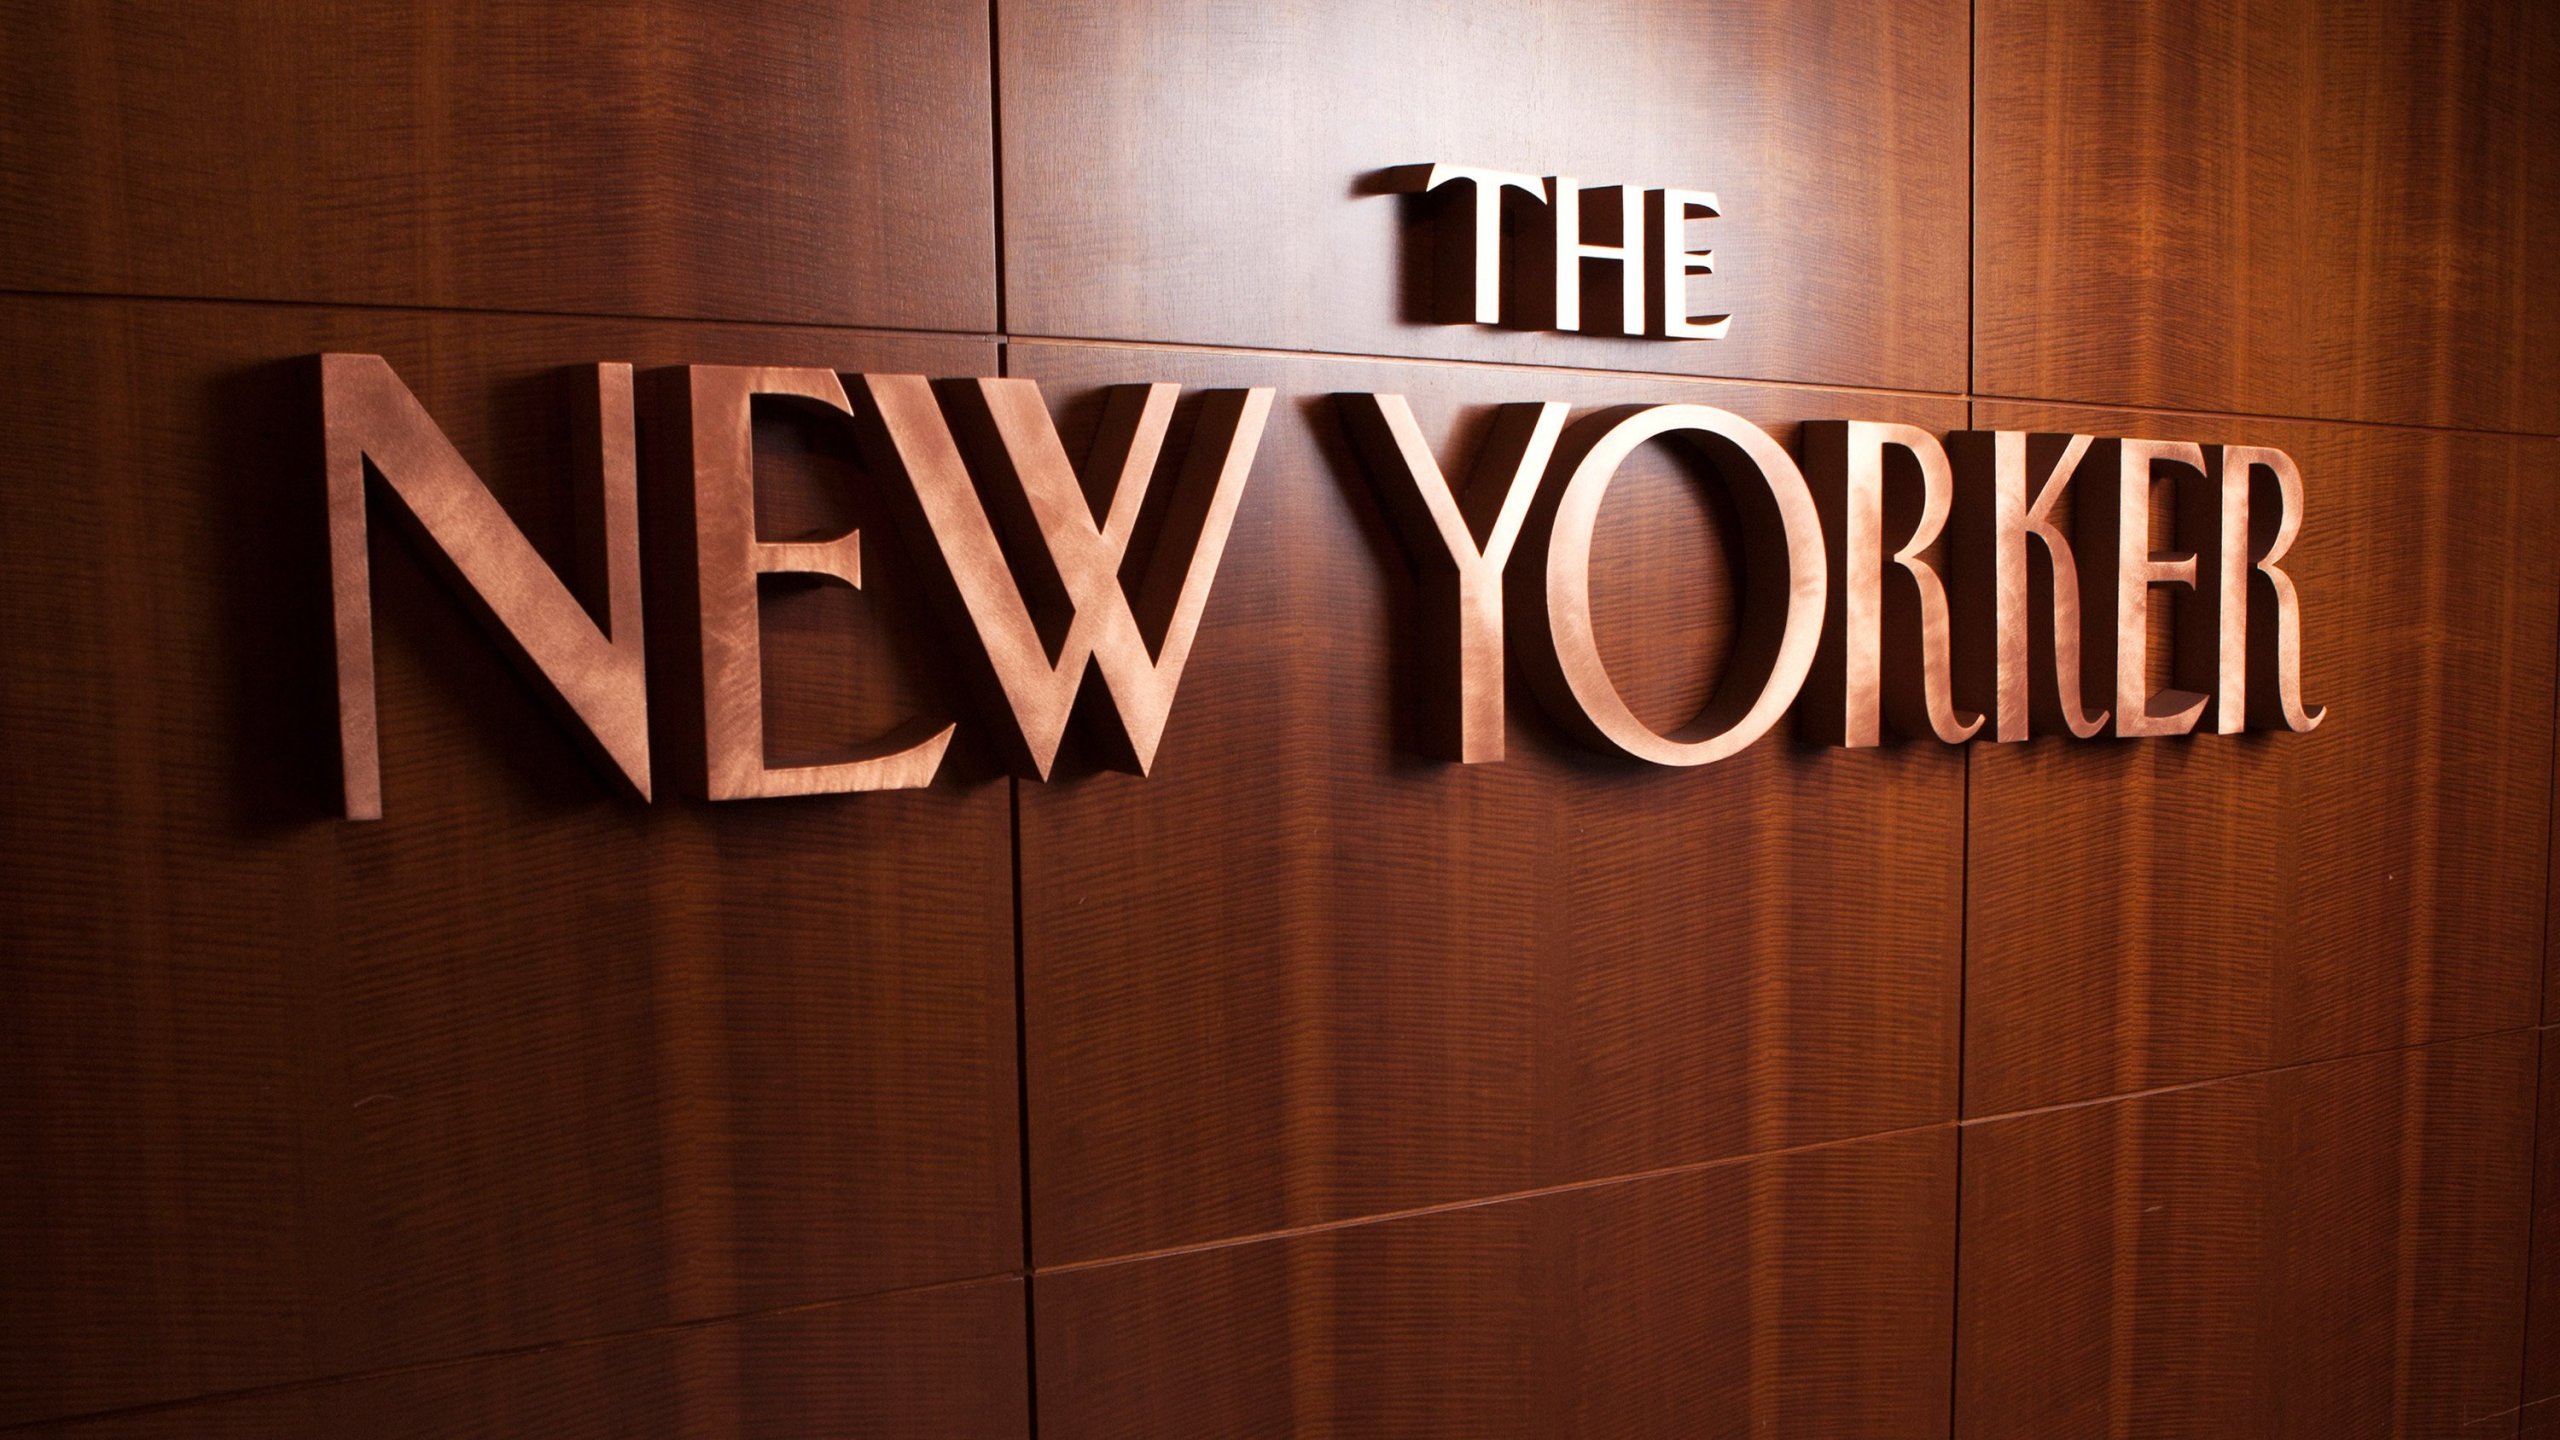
[315,162,2319,817]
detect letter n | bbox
[319,353,651,819]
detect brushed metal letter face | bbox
[1649,188,1731,340]
[2182,444,2256,734]
[676,365,954,799]
[1548,177,1645,336]
[1518,404,1826,766]
[1417,163,1548,325]
[2084,438,2209,738]
[1947,431,2111,741]
[2236,445,2325,732]
[322,356,2327,817]
[1338,393,1568,763]
[855,376,1275,779]
[1802,420,1981,747]
[319,353,651,820]
[1395,163,1729,342]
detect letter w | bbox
[853,375,1273,778]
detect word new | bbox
[319,356,2319,820]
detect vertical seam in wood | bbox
[1950,682,1973,1440]
[1948,0,1981,1376]
[1966,0,1977,399]
[2518,1025,2543,1435]
[1013,773,1039,1438]
[2524,453,2560,1433]
[992,1,1030,1417]
[988,0,1008,337]
[2539,540,2558,1022]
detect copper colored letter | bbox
[2177,444,2254,733]
[1801,421,1980,746]
[1548,177,1645,335]
[2083,438,2208,737]
[673,365,954,799]
[1649,188,1731,340]
[1338,392,1568,762]
[320,353,650,820]
[2236,446,2324,732]
[1420,163,1547,324]
[1519,404,1826,766]
[1946,431,2110,740]
[856,376,1274,778]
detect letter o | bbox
[1538,404,1827,766]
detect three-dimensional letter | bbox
[856,376,1274,777]
[1549,177,1645,335]
[668,365,954,799]
[1518,404,1825,765]
[1419,163,1547,325]
[320,353,651,819]
[1648,189,1731,340]
[1802,421,1980,746]
[1947,431,2111,740]
[1339,393,1568,761]
[2084,438,2208,737]
[2211,445,2324,731]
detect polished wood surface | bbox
[1963,400,2555,1115]
[1011,341,1964,1265]
[1975,0,2560,433]
[999,0,1969,392]
[5,0,2555,1432]
[2526,1029,2560,1434]
[1036,1127,1954,1440]
[0,0,996,331]
[9,1280,1026,1440]
[0,294,1015,1426]
[1956,1031,2536,1439]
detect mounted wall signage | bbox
[315,162,2321,820]
[1388,161,1731,339]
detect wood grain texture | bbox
[1011,341,1964,1265]
[0,294,1017,1426]
[1955,1030,2536,1440]
[998,0,1968,392]
[1964,401,2557,1115]
[1975,0,2560,434]
[2525,1028,2560,1435]
[0,0,995,331]
[8,1279,1026,1440]
[1035,1126,1954,1440]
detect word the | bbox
[1398,161,1730,339]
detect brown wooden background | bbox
[3,0,2555,1435]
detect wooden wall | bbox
[1,0,2554,1435]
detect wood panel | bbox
[2525,1029,2560,1434]
[998,0,1968,393]
[1955,1030,2536,1440]
[9,1279,1025,1439]
[1964,401,2556,1115]
[1975,0,2560,434]
[1012,341,1965,1265]
[1034,1126,1954,1440]
[0,294,1017,1426]
[0,0,994,331]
